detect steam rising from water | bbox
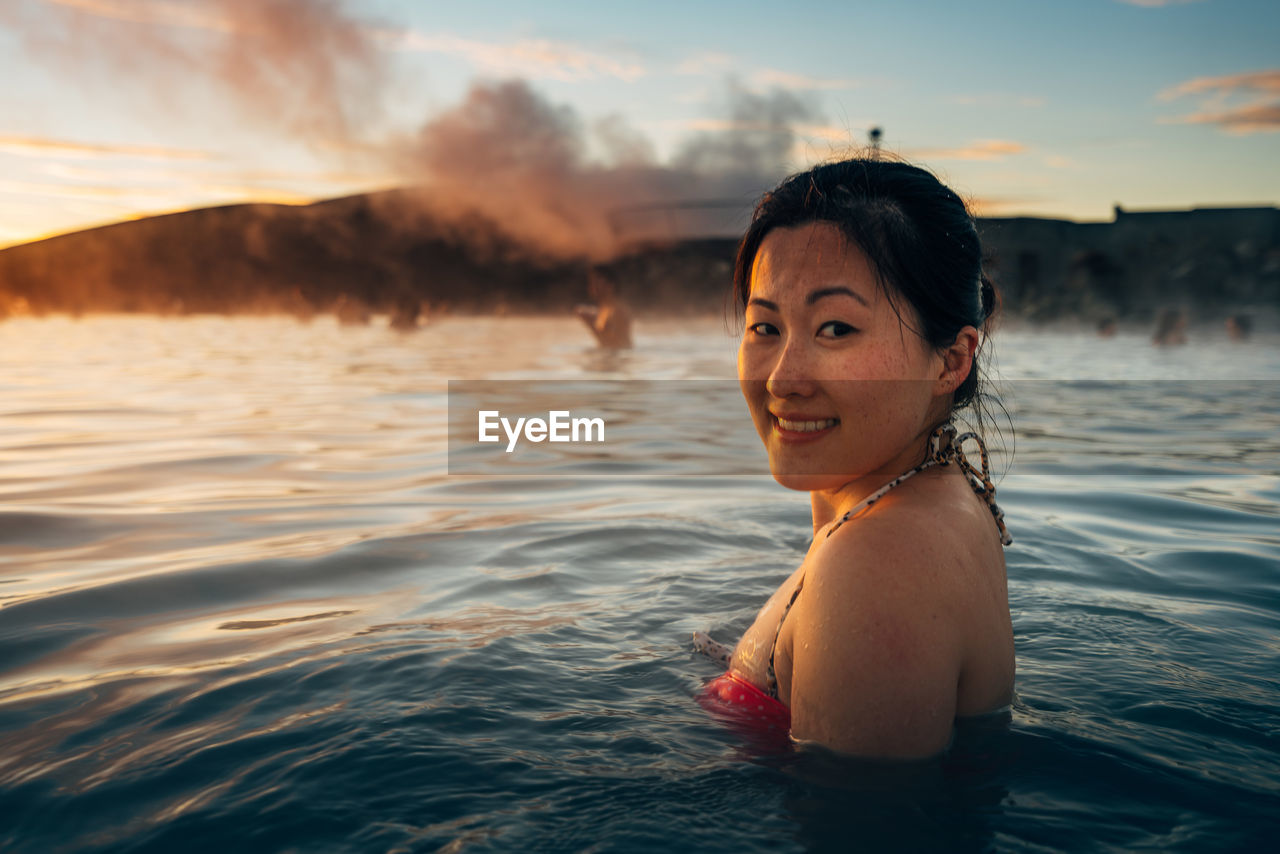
[396,79,827,258]
[17,0,387,142]
[9,0,837,259]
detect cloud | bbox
[675,52,732,76]
[1159,69,1280,100]
[42,0,232,31]
[908,140,1028,161]
[748,68,860,91]
[1159,69,1280,134]
[1165,103,1280,133]
[682,119,851,144]
[0,175,316,213]
[673,85,712,105]
[386,30,644,82]
[190,185,314,203]
[0,135,215,161]
[795,124,856,143]
[0,177,178,200]
[40,1,645,85]
[38,161,398,192]
[673,54,858,93]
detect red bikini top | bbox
[700,671,792,744]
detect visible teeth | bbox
[777,417,837,432]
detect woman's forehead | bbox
[749,222,878,298]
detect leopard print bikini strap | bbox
[945,425,1013,547]
[764,575,805,700]
[825,422,1012,546]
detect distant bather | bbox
[1225,314,1253,341]
[1152,308,1187,347]
[575,270,632,349]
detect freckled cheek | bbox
[739,379,772,434]
[737,341,770,382]
[737,348,777,429]
[737,342,762,392]
[828,371,928,429]
[837,340,919,381]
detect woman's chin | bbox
[769,470,852,493]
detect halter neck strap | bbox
[825,422,1012,546]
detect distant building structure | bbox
[979,205,1280,321]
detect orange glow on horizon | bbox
[0,192,316,249]
[0,135,216,161]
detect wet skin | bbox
[732,221,1014,759]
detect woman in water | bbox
[699,158,1014,759]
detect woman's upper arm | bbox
[787,521,962,759]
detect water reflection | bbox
[1,316,1278,852]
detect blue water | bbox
[1,315,1278,852]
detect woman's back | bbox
[729,462,1013,756]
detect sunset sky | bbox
[1,0,1277,248]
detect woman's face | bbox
[738,221,950,493]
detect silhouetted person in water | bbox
[1225,314,1253,341]
[389,293,424,332]
[575,271,632,349]
[333,294,371,326]
[1152,308,1187,347]
[1096,317,1117,338]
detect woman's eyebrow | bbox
[807,286,868,307]
[747,297,779,311]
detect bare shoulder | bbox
[811,469,1002,600]
[785,469,1011,757]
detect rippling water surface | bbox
[2,315,1278,852]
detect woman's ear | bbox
[935,326,979,394]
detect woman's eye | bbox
[818,321,857,338]
[747,322,779,337]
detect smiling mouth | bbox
[773,415,839,433]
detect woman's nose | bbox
[765,338,817,398]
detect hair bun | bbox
[979,274,996,320]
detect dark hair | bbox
[734,157,998,421]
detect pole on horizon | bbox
[869,126,883,159]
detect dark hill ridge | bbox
[0,190,611,316]
[1,190,1276,320]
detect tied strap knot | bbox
[930,423,1012,547]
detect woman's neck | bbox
[808,425,943,536]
